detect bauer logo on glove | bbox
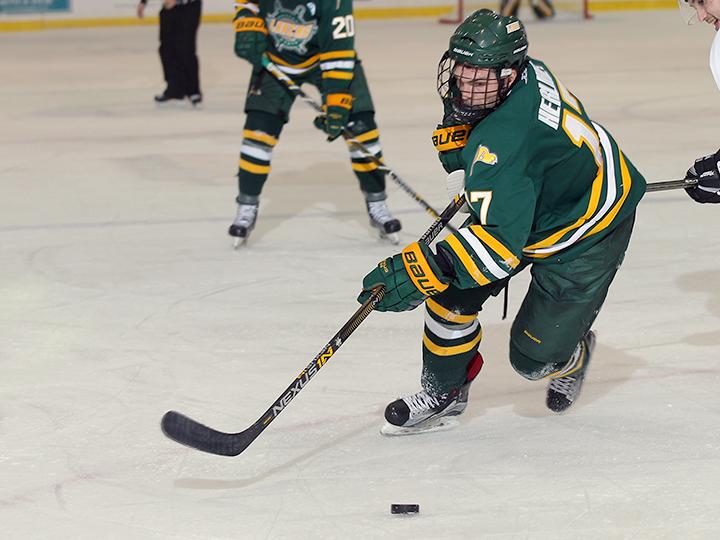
[358,242,450,312]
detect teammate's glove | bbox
[234,15,267,66]
[357,242,451,312]
[685,149,720,204]
[314,93,352,141]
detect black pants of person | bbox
[159,1,201,98]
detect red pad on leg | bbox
[466,352,484,382]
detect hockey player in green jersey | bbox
[228,0,402,246]
[357,9,647,435]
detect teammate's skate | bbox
[546,330,596,413]
[366,198,402,244]
[228,201,259,248]
[381,352,483,436]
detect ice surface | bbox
[1,10,719,539]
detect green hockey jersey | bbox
[435,58,646,290]
[234,0,356,94]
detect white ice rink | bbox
[2,9,720,539]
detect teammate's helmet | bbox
[438,9,529,124]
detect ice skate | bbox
[546,330,596,413]
[381,352,483,436]
[188,93,203,108]
[366,199,402,244]
[154,93,185,107]
[228,202,259,248]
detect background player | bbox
[229,0,401,246]
[499,0,555,20]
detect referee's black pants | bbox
[159,1,202,98]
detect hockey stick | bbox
[260,56,453,228]
[161,195,466,457]
[646,178,698,193]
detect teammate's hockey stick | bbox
[646,178,698,193]
[161,195,466,457]
[261,56,453,228]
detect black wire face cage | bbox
[437,53,514,124]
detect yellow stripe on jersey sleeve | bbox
[267,52,320,70]
[468,225,520,269]
[444,235,491,287]
[584,151,633,237]
[319,50,356,61]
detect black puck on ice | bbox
[391,504,420,515]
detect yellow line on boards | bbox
[0,2,681,33]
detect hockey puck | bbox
[390,504,419,515]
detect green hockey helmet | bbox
[438,9,529,124]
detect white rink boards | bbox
[1,10,719,539]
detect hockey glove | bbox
[234,15,268,67]
[358,242,450,312]
[685,149,720,204]
[314,93,352,141]
[432,123,472,173]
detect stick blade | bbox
[161,410,257,457]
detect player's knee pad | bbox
[508,344,548,380]
[244,110,285,136]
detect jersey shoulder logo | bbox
[473,145,498,166]
[266,1,318,54]
[469,145,498,176]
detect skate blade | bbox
[232,236,248,249]
[380,417,459,437]
[379,232,400,245]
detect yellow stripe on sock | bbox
[351,129,379,143]
[242,129,277,147]
[425,298,477,324]
[351,162,380,172]
[239,159,270,175]
[322,71,354,80]
[423,330,482,357]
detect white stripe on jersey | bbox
[320,60,355,71]
[276,64,316,75]
[527,122,617,256]
[458,229,510,280]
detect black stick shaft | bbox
[645,178,697,193]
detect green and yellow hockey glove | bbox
[314,93,352,141]
[234,15,267,66]
[432,122,472,173]
[357,242,450,312]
